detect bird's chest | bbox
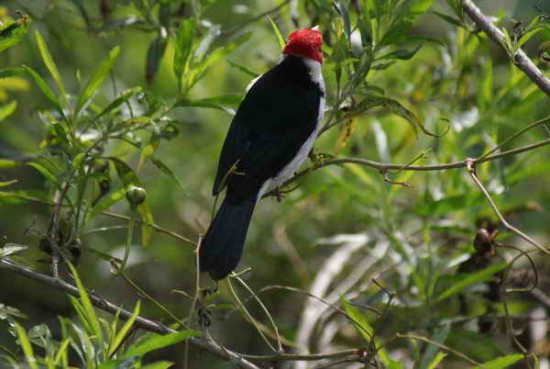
[259,92,325,197]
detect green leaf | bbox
[227,60,259,78]
[418,325,450,369]
[137,201,154,246]
[53,339,71,366]
[0,101,17,121]
[95,87,142,120]
[14,323,39,369]
[141,361,174,369]
[0,159,19,168]
[27,161,60,185]
[267,16,285,50]
[173,19,194,82]
[427,352,447,369]
[431,10,463,27]
[0,67,63,113]
[340,297,373,342]
[0,243,28,257]
[150,157,184,189]
[122,330,200,359]
[435,262,508,302]
[377,45,422,61]
[335,2,352,44]
[0,303,27,320]
[0,179,18,188]
[110,157,139,187]
[66,263,103,342]
[174,94,241,113]
[476,55,493,112]
[417,193,484,215]
[0,16,31,53]
[108,301,141,357]
[91,188,125,216]
[75,46,120,116]
[34,30,66,103]
[408,0,435,14]
[467,354,524,369]
[146,32,168,86]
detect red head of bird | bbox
[282,28,323,64]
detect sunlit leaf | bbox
[137,201,154,246]
[66,263,103,343]
[267,16,285,49]
[0,101,17,121]
[0,15,31,53]
[173,19,194,83]
[0,243,28,257]
[122,330,200,358]
[340,297,373,342]
[108,301,141,357]
[467,354,524,369]
[14,323,39,369]
[34,30,66,103]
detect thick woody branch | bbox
[462,0,550,97]
[0,258,261,369]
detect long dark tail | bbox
[199,193,257,280]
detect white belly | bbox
[258,57,325,200]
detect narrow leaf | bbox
[137,201,154,246]
[14,323,39,369]
[436,262,508,302]
[467,354,524,369]
[0,243,28,257]
[75,46,120,116]
[267,16,285,49]
[141,361,174,369]
[108,301,141,357]
[0,15,31,53]
[0,101,17,121]
[150,157,184,189]
[173,19,194,79]
[122,330,200,359]
[95,87,142,120]
[66,263,103,342]
[34,30,66,101]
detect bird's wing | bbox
[212,64,322,200]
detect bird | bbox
[199,28,325,280]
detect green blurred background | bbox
[0,0,549,368]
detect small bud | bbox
[473,228,494,255]
[125,185,146,206]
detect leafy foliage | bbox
[0,0,549,368]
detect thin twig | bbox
[0,258,261,369]
[462,0,550,97]
[266,137,550,196]
[465,159,549,255]
[241,349,358,361]
[394,333,480,366]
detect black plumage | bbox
[200,54,324,280]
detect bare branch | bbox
[0,258,261,369]
[465,159,550,255]
[462,0,550,97]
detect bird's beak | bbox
[311,25,320,31]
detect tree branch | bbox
[462,0,550,97]
[465,159,549,255]
[0,258,261,369]
[271,137,550,193]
